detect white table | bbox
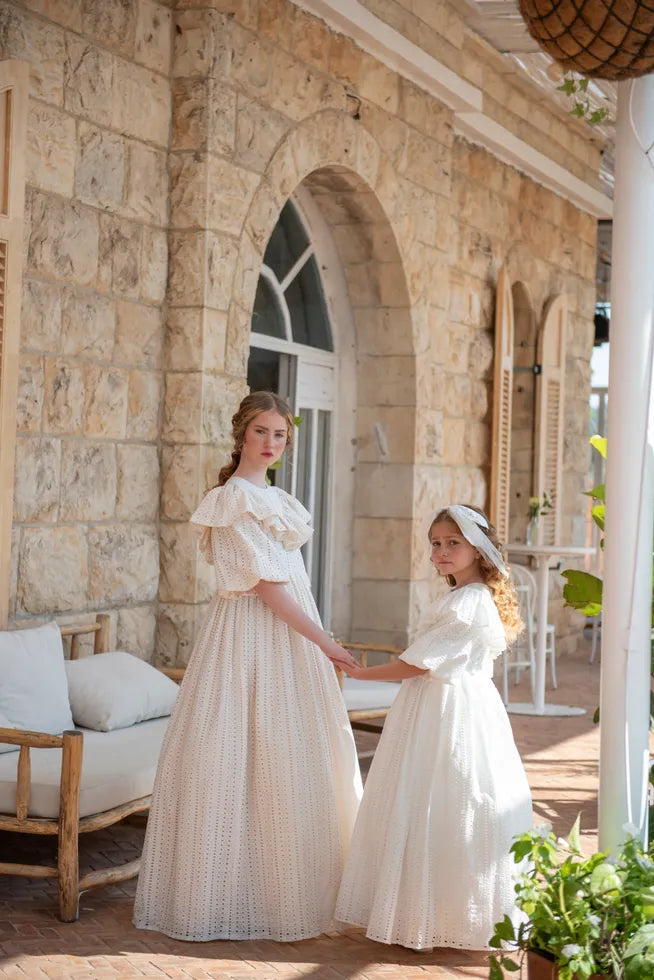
[506,544,596,717]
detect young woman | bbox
[134,391,362,942]
[335,505,532,951]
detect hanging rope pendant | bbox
[519,0,654,79]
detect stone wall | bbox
[2,0,171,657]
[2,0,598,661]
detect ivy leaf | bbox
[591,503,605,531]
[578,77,589,92]
[558,77,577,95]
[584,483,605,501]
[567,814,582,853]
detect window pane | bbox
[263,201,310,283]
[247,346,280,394]
[285,255,333,351]
[295,408,313,514]
[312,410,331,605]
[251,275,285,339]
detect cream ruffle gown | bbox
[134,477,362,942]
[335,583,532,951]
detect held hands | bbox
[321,637,360,671]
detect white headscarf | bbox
[437,504,508,577]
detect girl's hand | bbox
[322,638,359,671]
[339,662,366,680]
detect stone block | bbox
[235,96,291,174]
[75,122,125,211]
[170,152,208,229]
[168,231,206,307]
[111,61,170,147]
[288,6,330,72]
[117,444,160,521]
[357,355,416,407]
[224,303,249,377]
[27,190,98,286]
[399,78,452,145]
[356,407,417,464]
[173,8,229,78]
[229,22,272,100]
[116,604,157,661]
[354,307,414,356]
[328,32,362,89]
[140,227,168,304]
[13,436,60,523]
[208,157,259,237]
[43,357,84,435]
[17,525,88,614]
[172,78,209,151]
[159,521,208,604]
[125,141,168,225]
[0,6,64,104]
[354,462,414,519]
[165,307,227,372]
[135,0,172,74]
[83,366,129,439]
[353,518,412,579]
[114,301,164,369]
[82,0,137,57]
[156,601,203,668]
[416,408,444,464]
[207,232,240,312]
[98,215,141,298]
[350,579,411,634]
[60,441,117,521]
[162,371,202,443]
[62,286,116,360]
[26,101,76,197]
[441,417,467,466]
[64,33,113,126]
[201,373,244,444]
[359,52,400,115]
[127,370,162,441]
[89,524,159,605]
[21,278,62,353]
[161,444,204,521]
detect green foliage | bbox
[489,822,654,979]
[561,569,603,617]
[557,74,610,126]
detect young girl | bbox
[335,504,532,951]
[134,391,362,942]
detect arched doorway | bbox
[247,194,340,622]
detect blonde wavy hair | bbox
[430,506,523,644]
[210,391,295,490]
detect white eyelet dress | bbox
[335,583,532,951]
[133,477,362,942]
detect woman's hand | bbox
[321,637,359,671]
[338,662,367,680]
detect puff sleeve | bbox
[190,482,313,597]
[399,586,506,679]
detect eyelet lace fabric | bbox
[133,478,362,942]
[335,584,532,951]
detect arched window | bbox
[248,198,336,621]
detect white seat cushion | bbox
[0,717,169,819]
[342,678,401,712]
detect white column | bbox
[599,76,654,851]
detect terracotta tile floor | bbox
[0,635,604,980]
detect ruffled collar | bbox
[190,478,313,553]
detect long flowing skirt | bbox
[134,584,361,942]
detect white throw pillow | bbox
[0,622,74,746]
[65,652,178,732]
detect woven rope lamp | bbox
[519,1,654,79]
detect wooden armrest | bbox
[159,667,186,684]
[0,726,66,749]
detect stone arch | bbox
[230,111,420,644]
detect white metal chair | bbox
[510,563,557,690]
[501,582,536,704]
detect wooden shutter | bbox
[534,295,566,546]
[490,265,514,542]
[0,61,28,628]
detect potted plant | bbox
[488,818,654,979]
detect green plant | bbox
[557,73,610,126]
[489,819,654,980]
[529,491,554,520]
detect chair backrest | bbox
[510,564,537,630]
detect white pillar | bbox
[599,76,654,852]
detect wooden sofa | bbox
[0,615,176,922]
